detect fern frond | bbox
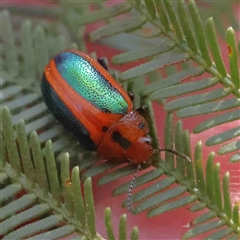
[1,10,78,93]
[197,1,239,38]
[1,1,239,239]
[108,114,239,238]
[3,2,238,161]
[0,107,138,239]
[92,0,240,161]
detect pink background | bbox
[3,1,240,239]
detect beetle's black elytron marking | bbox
[111,131,131,149]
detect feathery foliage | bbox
[1,0,239,239]
[0,107,138,239]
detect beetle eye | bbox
[138,122,145,129]
[144,136,152,145]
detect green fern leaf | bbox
[1,1,239,239]
[0,107,138,239]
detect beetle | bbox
[42,49,154,164]
[42,49,190,212]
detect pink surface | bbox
[4,1,240,239]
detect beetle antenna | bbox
[157,148,191,162]
[127,149,190,213]
[127,164,141,213]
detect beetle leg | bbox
[97,57,108,71]
[136,105,148,115]
[124,156,134,165]
[128,92,134,101]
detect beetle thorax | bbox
[97,111,154,164]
